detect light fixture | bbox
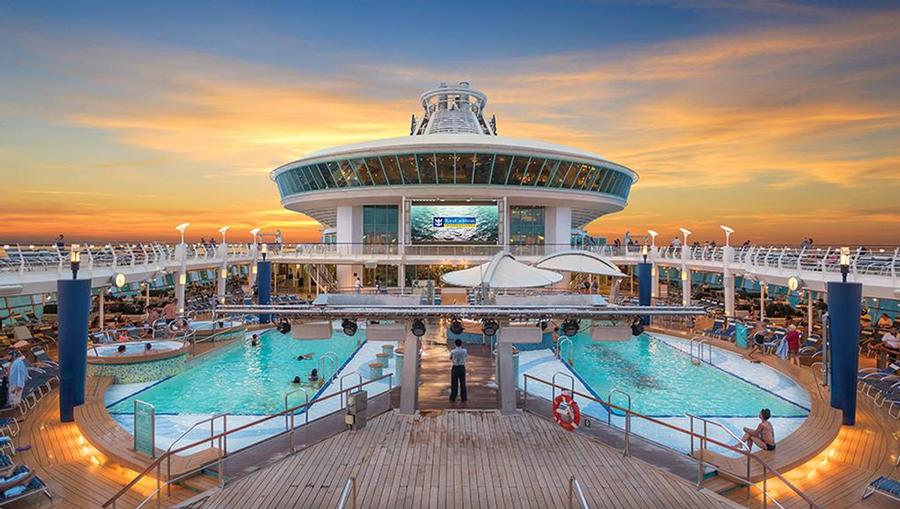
[260,243,268,261]
[561,319,580,337]
[250,227,261,245]
[251,265,257,275]
[641,244,649,263]
[219,225,230,243]
[113,272,126,288]
[411,319,426,337]
[720,225,734,247]
[680,270,688,281]
[449,319,464,335]
[839,246,851,283]
[482,319,499,337]
[179,273,187,285]
[647,230,658,247]
[175,222,190,244]
[538,320,548,331]
[342,319,358,336]
[70,244,81,279]
[679,228,692,241]
[220,268,228,279]
[787,276,804,292]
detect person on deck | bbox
[785,325,802,366]
[6,352,28,407]
[741,409,776,451]
[881,328,899,350]
[449,339,468,402]
[746,320,769,361]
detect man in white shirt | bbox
[449,339,468,402]
[353,274,362,294]
[882,328,899,349]
[7,351,29,407]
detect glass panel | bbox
[311,164,326,189]
[456,153,475,184]
[535,160,555,187]
[521,158,543,186]
[579,165,598,190]
[505,156,527,185]
[339,160,361,187]
[551,161,572,188]
[472,154,492,184]
[293,168,308,192]
[563,163,583,188]
[362,205,398,244]
[352,159,372,185]
[435,153,455,184]
[622,178,632,199]
[398,154,419,184]
[275,174,288,195]
[509,206,545,245]
[318,163,335,188]
[491,154,511,185]
[591,168,609,192]
[366,157,389,185]
[326,161,345,187]
[416,153,437,184]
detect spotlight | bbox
[538,320,548,331]
[561,319,580,337]
[411,319,426,337]
[342,319,358,336]
[449,319,464,335]
[482,319,499,337]
[277,320,292,335]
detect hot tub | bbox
[87,340,190,383]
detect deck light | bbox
[342,319,358,336]
[220,268,228,279]
[260,243,268,261]
[720,225,734,247]
[113,272,126,288]
[481,319,498,337]
[561,319,580,337]
[250,228,261,246]
[449,319,464,335]
[179,273,187,285]
[175,223,190,244]
[411,319,426,337]
[641,244,649,263]
[538,320,548,331]
[839,247,851,283]
[70,244,81,279]
[219,225,230,244]
[679,228,692,246]
[647,230,658,247]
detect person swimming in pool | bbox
[297,353,313,360]
[741,408,776,451]
[250,334,260,347]
[145,342,153,351]
[116,345,127,355]
[308,368,320,385]
[291,376,303,384]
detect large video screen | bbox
[410,202,499,244]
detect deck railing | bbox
[102,373,393,509]
[522,374,819,509]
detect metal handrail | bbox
[607,388,633,456]
[284,387,311,430]
[557,336,574,364]
[568,476,589,509]
[522,374,818,509]
[339,371,363,407]
[319,351,339,381]
[336,477,357,509]
[103,373,394,509]
[164,413,228,495]
[689,336,713,365]
[551,371,575,402]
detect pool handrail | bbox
[319,351,339,381]
[336,476,358,509]
[567,476,589,509]
[551,371,575,402]
[339,371,363,407]
[522,374,818,509]
[103,372,394,509]
[164,412,229,493]
[607,388,633,456]
[689,336,713,365]
[283,386,311,429]
[557,336,574,364]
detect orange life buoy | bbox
[552,392,581,431]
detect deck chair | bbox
[863,476,900,502]
[0,456,52,506]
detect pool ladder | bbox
[607,388,633,456]
[319,352,339,381]
[557,337,574,365]
[689,336,713,365]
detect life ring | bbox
[552,392,581,431]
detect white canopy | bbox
[441,251,563,288]
[535,250,626,277]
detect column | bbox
[336,205,363,289]
[217,244,228,304]
[399,329,419,415]
[175,242,187,315]
[637,262,652,324]
[98,290,106,330]
[650,246,659,302]
[497,340,517,415]
[545,206,572,290]
[827,280,862,425]
[681,247,692,306]
[257,260,272,324]
[723,246,735,318]
[58,278,91,422]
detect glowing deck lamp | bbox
[179,273,187,285]
[647,230,658,247]
[175,222,190,244]
[218,225,230,244]
[220,268,228,279]
[113,272,126,288]
[840,247,851,283]
[641,244,649,263]
[260,243,268,261]
[720,225,735,247]
[69,244,81,279]
[250,227,261,246]
[679,228,692,245]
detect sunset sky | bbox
[1,1,898,246]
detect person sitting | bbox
[250,334,260,347]
[881,328,899,350]
[746,320,769,362]
[0,464,36,498]
[741,408,776,451]
[291,376,302,384]
[297,353,313,361]
[116,344,127,355]
[116,330,130,342]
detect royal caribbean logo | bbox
[433,216,476,228]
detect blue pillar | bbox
[57,278,91,422]
[257,260,272,324]
[637,262,652,325]
[827,281,862,425]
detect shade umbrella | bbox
[534,250,625,277]
[441,251,562,288]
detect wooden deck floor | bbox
[196,410,741,509]
[416,325,497,410]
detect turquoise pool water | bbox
[566,333,808,418]
[107,328,363,416]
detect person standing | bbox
[449,339,468,402]
[7,352,29,408]
[162,301,177,324]
[784,324,802,366]
[353,273,362,294]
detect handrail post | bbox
[762,465,768,509]
[218,435,224,487]
[568,476,574,509]
[352,477,357,509]
[624,411,630,456]
[156,462,162,509]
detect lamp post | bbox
[250,227,261,246]
[261,243,268,262]
[720,225,734,247]
[175,222,190,244]
[720,225,736,318]
[839,246,851,283]
[647,230,659,301]
[174,223,190,315]
[217,226,230,305]
[647,230,658,248]
[70,244,81,279]
[679,228,692,306]
[829,245,862,425]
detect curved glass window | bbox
[276,152,633,200]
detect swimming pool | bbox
[105,327,371,451]
[90,340,184,357]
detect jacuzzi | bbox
[87,340,190,383]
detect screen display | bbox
[410,202,499,244]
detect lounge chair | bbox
[29,348,57,369]
[863,476,900,502]
[0,455,52,506]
